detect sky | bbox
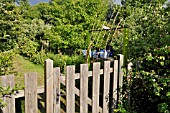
[29,0,50,5]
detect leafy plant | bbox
[0,84,23,108]
[0,50,15,76]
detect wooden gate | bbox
[0,54,124,113]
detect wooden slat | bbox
[15,86,44,98]
[60,77,103,112]
[92,62,100,113]
[113,60,118,108]
[66,65,75,113]
[118,54,124,102]
[103,61,110,113]
[127,62,133,105]
[53,67,60,113]
[1,75,15,113]
[45,59,54,113]
[25,73,37,113]
[80,64,88,113]
[72,68,113,80]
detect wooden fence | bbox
[0,54,124,113]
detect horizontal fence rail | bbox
[0,54,124,113]
[13,68,114,99]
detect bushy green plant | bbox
[118,45,170,113]
[0,84,23,108]
[19,38,39,58]
[111,0,170,112]
[31,50,85,73]
[31,50,48,65]
[0,50,15,76]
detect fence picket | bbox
[113,60,118,108]
[25,73,37,113]
[80,64,88,113]
[1,75,15,113]
[92,62,100,113]
[53,67,60,113]
[118,54,124,102]
[103,61,110,113]
[66,65,75,113]
[45,59,54,113]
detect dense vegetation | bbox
[0,0,170,112]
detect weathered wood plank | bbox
[53,67,60,113]
[66,65,75,113]
[15,66,113,98]
[92,62,100,113]
[60,77,103,112]
[127,62,133,105]
[15,86,44,98]
[44,59,54,113]
[25,73,37,113]
[14,67,114,98]
[80,64,88,113]
[68,68,113,80]
[113,60,118,108]
[118,54,124,102]
[103,61,110,113]
[1,75,15,113]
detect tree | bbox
[112,0,170,112]
[46,0,110,53]
[0,1,20,51]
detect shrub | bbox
[119,46,170,113]
[30,51,85,73]
[0,50,15,76]
[18,38,39,58]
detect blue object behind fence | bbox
[109,50,114,57]
[99,50,107,59]
[82,49,114,59]
[82,49,92,57]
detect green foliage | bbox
[48,0,110,50]
[0,1,19,51]
[0,0,112,53]
[112,1,170,112]
[19,38,39,58]
[0,50,15,76]
[113,103,127,113]
[31,50,85,73]
[0,84,23,108]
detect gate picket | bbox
[66,65,75,113]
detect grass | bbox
[11,54,66,113]
[13,54,44,86]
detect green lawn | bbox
[13,54,44,86]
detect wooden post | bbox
[80,64,88,113]
[118,54,124,102]
[103,61,110,113]
[127,62,133,105]
[25,73,37,113]
[45,59,54,113]
[113,60,118,109]
[1,75,15,113]
[66,65,75,113]
[53,67,60,113]
[92,62,100,113]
